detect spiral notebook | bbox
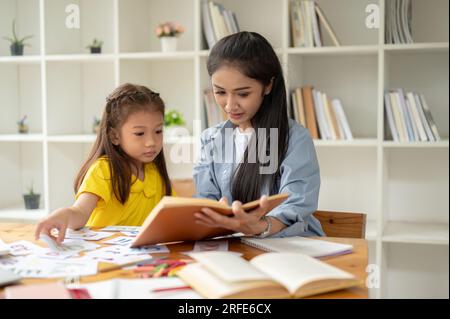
[241,237,353,258]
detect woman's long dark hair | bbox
[74,83,172,204]
[207,32,289,203]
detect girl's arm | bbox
[34,192,98,243]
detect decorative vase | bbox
[23,194,40,210]
[160,37,178,53]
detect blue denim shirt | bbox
[193,119,325,238]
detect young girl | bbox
[35,83,173,243]
[193,31,325,238]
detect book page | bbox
[188,251,269,282]
[250,253,355,295]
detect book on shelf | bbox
[131,194,289,247]
[291,86,353,140]
[290,0,340,48]
[385,0,413,44]
[384,90,440,142]
[201,0,240,49]
[177,251,360,299]
[204,88,227,128]
[240,236,353,258]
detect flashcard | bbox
[100,226,141,232]
[66,229,113,241]
[193,240,229,252]
[102,236,134,246]
[0,255,26,270]
[0,238,9,256]
[120,231,139,237]
[7,241,45,256]
[127,244,170,255]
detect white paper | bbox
[0,238,10,256]
[0,255,26,270]
[81,277,203,299]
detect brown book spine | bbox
[327,98,341,139]
[302,86,319,139]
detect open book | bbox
[177,251,361,299]
[131,194,289,247]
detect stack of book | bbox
[384,90,441,142]
[203,89,228,128]
[385,0,413,44]
[291,86,353,141]
[201,0,240,49]
[290,0,340,47]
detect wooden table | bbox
[0,223,368,298]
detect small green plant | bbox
[26,181,36,195]
[86,38,103,54]
[17,115,29,134]
[86,38,103,49]
[2,19,33,56]
[164,109,185,127]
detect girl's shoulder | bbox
[86,156,112,179]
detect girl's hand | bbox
[34,207,72,244]
[195,195,272,236]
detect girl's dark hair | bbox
[207,31,289,203]
[74,83,172,204]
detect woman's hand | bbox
[195,195,274,236]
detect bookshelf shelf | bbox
[384,42,449,53]
[119,51,197,61]
[0,207,47,223]
[382,140,449,148]
[382,221,449,245]
[0,134,44,142]
[286,45,379,56]
[313,138,378,147]
[45,54,117,63]
[0,0,447,298]
[0,56,41,64]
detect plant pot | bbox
[160,37,177,53]
[18,124,29,134]
[10,43,24,56]
[23,194,40,210]
[90,47,102,54]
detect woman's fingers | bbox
[199,208,239,230]
[219,196,229,206]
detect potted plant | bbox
[17,115,29,134]
[23,181,40,210]
[155,22,184,53]
[164,109,188,138]
[86,38,103,54]
[2,19,33,56]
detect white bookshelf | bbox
[0,0,448,298]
